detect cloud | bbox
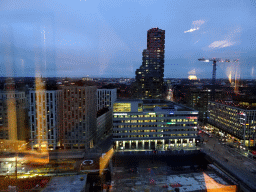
[192,20,205,26]
[184,20,205,33]
[194,40,200,44]
[208,40,235,49]
[184,27,199,33]
[188,69,196,75]
[208,27,241,49]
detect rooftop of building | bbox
[115,99,197,112]
[97,107,110,117]
[97,88,117,90]
[42,174,87,192]
[211,100,256,110]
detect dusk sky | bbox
[1,0,256,79]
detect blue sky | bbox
[0,0,256,79]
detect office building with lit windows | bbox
[113,99,199,151]
[134,28,165,99]
[208,101,256,147]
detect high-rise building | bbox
[0,91,27,141]
[134,28,165,99]
[28,90,63,150]
[0,78,29,152]
[60,85,97,149]
[97,88,117,111]
[0,78,28,141]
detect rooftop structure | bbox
[214,100,256,110]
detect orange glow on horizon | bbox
[188,75,197,80]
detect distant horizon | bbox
[0,76,254,80]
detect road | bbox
[200,132,256,191]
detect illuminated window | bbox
[138,103,143,112]
[113,103,131,112]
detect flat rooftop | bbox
[115,99,197,112]
[112,168,236,192]
[167,172,236,191]
[42,174,87,192]
[212,100,256,110]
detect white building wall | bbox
[28,90,62,150]
[97,89,117,111]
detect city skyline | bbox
[1,0,256,79]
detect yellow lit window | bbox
[113,103,131,112]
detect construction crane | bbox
[198,58,239,101]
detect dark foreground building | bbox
[134,28,165,99]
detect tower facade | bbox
[61,85,97,149]
[134,28,165,99]
[28,90,62,150]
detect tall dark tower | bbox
[134,28,165,99]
